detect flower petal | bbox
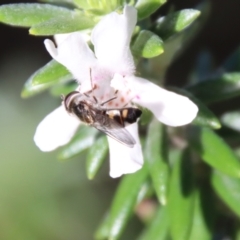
[129,77,198,126]
[91,5,137,76]
[44,32,97,85]
[107,123,143,178]
[34,106,80,151]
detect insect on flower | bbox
[62,70,142,147]
[34,5,198,177]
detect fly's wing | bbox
[92,118,136,148]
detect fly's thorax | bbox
[72,101,95,124]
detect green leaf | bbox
[192,103,221,129]
[86,136,108,180]
[0,3,72,27]
[108,166,149,240]
[95,180,152,240]
[32,60,72,85]
[169,87,221,129]
[58,126,97,160]
[132,30,164,58]
[189,188,214,240]
[73,0,91,9]
[144,119,169,205]
[136,180,153,205]
[135,0,166,20]
[21,77,53,98]
[95,212,110,240]
[30,10,96,35]
[155,9,201,40]
[221,111,240,132]
[50,82,78,97]
[138,206,169,240]
[211,170,240,218]
[188,126,240,178]
[21,60,72,98]
[186,73,240,104]
[168,149,195,240]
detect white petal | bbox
[34,106,80,152]
[54,33,71,45]
[91,6,137,76]
[129,77,198,126]
[44,32,97,85]
[107,123,143,178]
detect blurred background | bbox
[0,0,240,239]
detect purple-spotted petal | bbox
[34,106,80,152]
[107,123,143,178]
[129,76,198,126]
[91,5,136,76]
[44,32,97,85]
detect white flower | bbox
[34,6,198,178]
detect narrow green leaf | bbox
[95,180,152,240]
[21,60,72,98]
[73,0,91,9]
[30,10,95,35]
[86,136,108,180]
[108,165,148,240]
[144,119,169,205]
[168,149,195,240]
[32,60,72,85]
[0,3,72,27]
[211,170,240,217]
[221,111,240,132]
[155,9,201,40]
[95,212,110,240]
[21,77,53,98]
[136,180,153,205]
[132,30,164,59]
[189,188,214,240]
[188,126,240,178]
[169,87,221,129]
[50,82,78,97]
[135,0,166,20]
[58,127,97,160]
[186,73,240,104]
[138,206,169,240]
[193,104,221,129]
[41,0,74,3]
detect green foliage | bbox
[168,150,195,240]
[0,3,72,27]
[135,0,166,20]
[30,10,96,35]
[138,206,169,240]
[86,136,108,179]
[107,166,149,240]
[58,126,98,160]
[144,119,169,205]
[212,170,240,218]
[31,60,72,85]
[132,30,164,58]
[187,72,240,104]
[155,9,201,40]
[3,1,240,239]
[188,127,240,178]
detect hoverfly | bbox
[63,89,142,148]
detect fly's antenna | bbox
[89,68,98,104]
